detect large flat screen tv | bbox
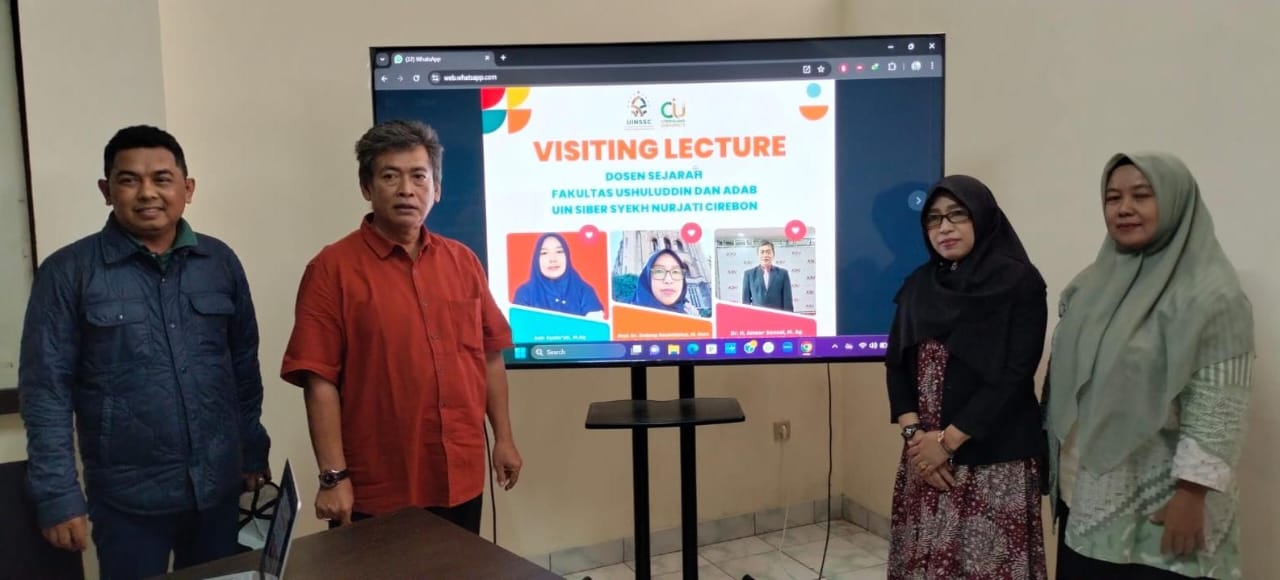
[369,34,944,368]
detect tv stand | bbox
[584,364,745,580]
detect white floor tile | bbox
[563,563,633,580]
[843,532,890,561]
[759,524,831,549]
[716,550,817,580]
[782,536,885,574]
[654,563,735,580]
[699,535,776,564]
[625,552,712,575]
[818,519,867,539]
[560,517,879,580]
[826,563,889,579]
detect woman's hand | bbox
[905,429,926,468]
[924,464,956,491]
[907,430,952,468]
[907,431,955,491]
[1153,482,1208,556]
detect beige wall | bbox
[1,0,167,464]
[841,1,1280,577]
[0,0,847,569]
[7,0,1275,576]
[19,0,167,261]
[0,0,31,389]
[0,413,24,462]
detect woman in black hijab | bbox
[884,175,1049,579]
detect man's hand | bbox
[492,441,523,490]
[1153,483,1207,556]
[43,515,89,552]
[242,468,272,492]
[316,480,354,525]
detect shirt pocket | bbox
[447,298,483,353]
[83,299,153,366]
[188,292,236,355]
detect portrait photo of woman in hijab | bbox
[512,233,605,319]
[631,248,701,317]
[885,175,1050,579]
[1046,153,1254,580]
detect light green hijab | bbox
[1047,152,1253,473]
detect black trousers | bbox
[329,494,484,534]
[1056,501,1207,580]
[90,497,239,580]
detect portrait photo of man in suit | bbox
[740,241,794,311]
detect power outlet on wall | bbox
[773,420,791,442]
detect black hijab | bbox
[886,175,1044,383]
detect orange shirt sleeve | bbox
[481,290,513,353]
[281,256,346,388]
[468,250,513,353]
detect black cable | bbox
[818,363,833,579]
[485,421,498,545]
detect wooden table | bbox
[159,508,558,579]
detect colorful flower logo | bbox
[481,87,532,134]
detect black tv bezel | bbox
[368,33,946,370]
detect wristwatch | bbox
[318,468,350,489]
[900,423,922,441]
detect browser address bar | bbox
[427,62,833,86]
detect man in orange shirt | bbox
[281,120,522,533]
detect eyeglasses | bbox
[924,209,972,229]
[650,267,686,281]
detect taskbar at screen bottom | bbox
[505,335,889,365]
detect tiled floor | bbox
[565,520,889,580]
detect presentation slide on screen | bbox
[483,80,838,344]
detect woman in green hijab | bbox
[1046,152,1254,579]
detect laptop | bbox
[207,460,301,580]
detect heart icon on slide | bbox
[784,220,807,241]
[579,224,600,243]
[680,222,703,244]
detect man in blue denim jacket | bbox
[18,125,271,579]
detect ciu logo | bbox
[660,98,686,119]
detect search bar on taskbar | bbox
[529,343,628,361]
